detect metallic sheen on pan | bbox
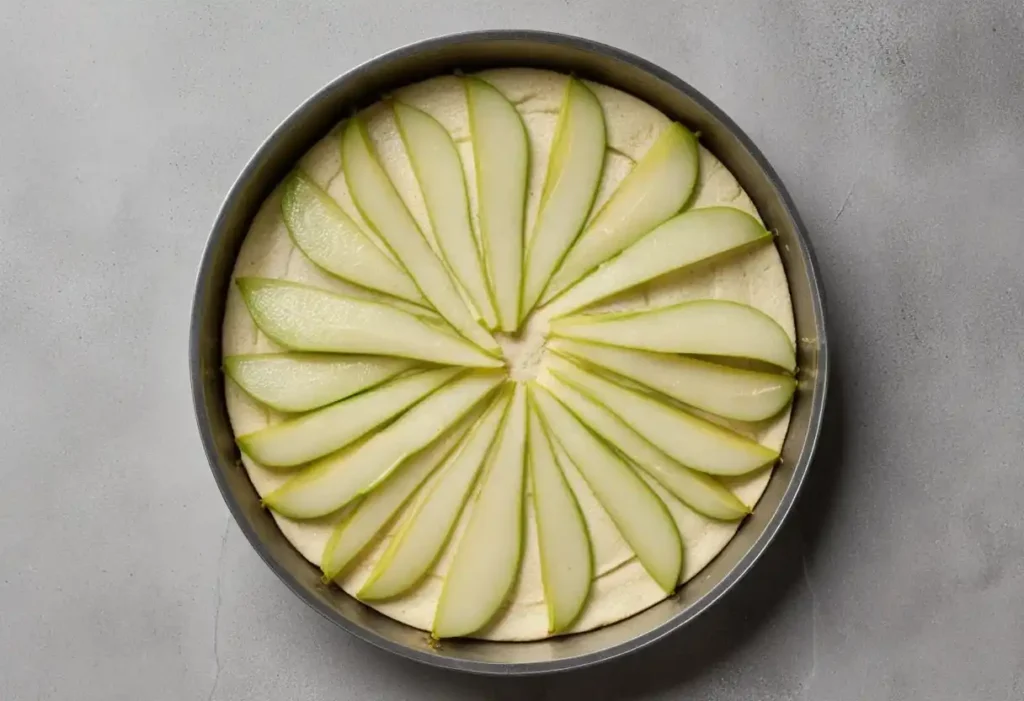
[189,30,829,676]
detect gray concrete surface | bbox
[2,0,1023,698]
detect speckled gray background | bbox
[2,0,1023,699]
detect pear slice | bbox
[237,278,501,368]
[537,369,748,521]
[529,384,681,593]
[237,367,461,468]
[550,299,797,372]
[320,403,483,581]
[223,353,415,413]
[341,119,499,353]
[520,78,606,319]
[528,398,592,633]
[465,77,528,332]
[545,355,777,476]
[358,388,512,600]
[263,370,504,519]
[551,339,795,422]
[393,101,498,328]
[546,207,771,317]
[433,384,527,639]
[540,122,699,303]
[281,171,424,305]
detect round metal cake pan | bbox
[190,29,829,676]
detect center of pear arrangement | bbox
[226,74,797,640]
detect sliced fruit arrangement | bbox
[465,77,529,331]
[527,395,593,633]
[342,118,500,353]
[225,71,800,641]
[433,384,527,638]
[544,206,771,317]
[394,101,498,327]
[281,171,425,305]
[549,299,797,372]
[236,278,501,368]
[224,353,415,413]
[520,78,606,319]
[550,338,795,422]
[540,122,700,304]
[237,367,461,468]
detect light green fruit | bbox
[546,207,771,317]
[550,339,795,422]
[433,384,527,639]
[237,367,461,468]
[223,353,415,413]
[393,101,498,328]
[527,397,592,633]
[520,78,606,319]
[530,383,682,593]
[263,370,504,519]
[550,299,797,372]
[537,369,748,521]
[281,171,424,305]
[358,389,512,601]
[545,355,777,476]
[320,404,483,581]
[541,122,699,303]
[465,77,528,332]
[341,119,499,353]
[236,278,501,368]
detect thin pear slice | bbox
[223,353,415,413]
[546,355,777,476]
[237,278,501,368]
[551,339,795,422]
[237,367,461,468]
[528,400,592,633]
[520,78,606,318]
[541,123,699,303]
[393,101,498,328]
[433,384,527,639]
[547,207,771,316]
[281,171,424,305]
[358,389,512,601]
[341,119,499,353]
[465,77,528,331]
[263,371,504,519]
[529,384,681,593]
[550,299,796,372]
[538,370,748,521]
[320,404,482,581]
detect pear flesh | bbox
[320,408,481,581]
[546,206,770,317]
[546,355,777,476]
[358,389,512,601]
[341,119,499,353]
[281,171,424,305]
[541,122,699,303]
[466,77,528,331]
[433,384,527,639]
[530,384,682,593]
[223,353,414,413]
[263,371,504,519]
[237,278,501,368]
[520,78,606,318]
[537,369,748,521]
[394,102,498,327]
[528,398,592,633]
[550,299,797,372]
[237,367,461,468]
[551,339,796,422]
